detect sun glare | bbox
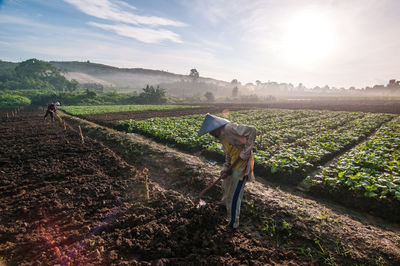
[282,9,337,67]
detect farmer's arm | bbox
[221,145,232,177]
[231,124,257,160]
[221,157,241,179]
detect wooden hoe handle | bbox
[199,175,223,199]
[199,157,242,199]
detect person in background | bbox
[198,113,257,230]
[44,101,60,121]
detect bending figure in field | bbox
[44,101,60,121]
[198,113,256,230]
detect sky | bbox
[0,0,399,88]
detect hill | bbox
[51,61,230,94]
[0,60,18,74]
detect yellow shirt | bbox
[220,137,246,171]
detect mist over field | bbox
[52,60,400,99]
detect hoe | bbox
[196,157,240,208]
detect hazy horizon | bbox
[0,0,399,88]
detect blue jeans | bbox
[222,170,247,228]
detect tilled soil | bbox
[67,112,400,265]
[1,109,400,265]
[0,109,304,265]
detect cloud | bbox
[0,14,117,43]
[89,22,182,43]
[64,0,186,27]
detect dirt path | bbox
[62,112,400,265]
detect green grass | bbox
[59,104,201,115]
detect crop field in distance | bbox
[59,104,201,115]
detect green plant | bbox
[314,237,337,266]
[119,108,395,199]
[316,116,400,201]
[0,93,31,107]
[60,104,200,115]
[262,218,292,246]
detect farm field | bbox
[76,104,254,127]
[309,116,400,219]
[118,109,393,178]
[315,116,400,200]
[1,108,400,265]
[64,99,400,128]
[0,108,307,264]
[59,104,202,115]
[117,108,400,221]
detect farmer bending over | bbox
[44,101,60,121]
[198,114,256,230]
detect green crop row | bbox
[314,116,400,200]
[118,109,395,181]
[59,104,200,115]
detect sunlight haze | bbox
[0,0,399,88]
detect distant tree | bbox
[82,82,103,93]
[231,79,239,85]
[232,86,239,98]
[387,79,400,91]
[85,88,97,98]
[322,85,330,91]
[189,68,199,81]
[255,80,261,86]
[204,91,215,102]
[313,86,321,91]
[295,83,305,91]
[241,94,259,103]
[67,79,79,92]
[138,85,167,104]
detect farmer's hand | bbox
[220,170,228,179]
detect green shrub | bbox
[0,94,31,107]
